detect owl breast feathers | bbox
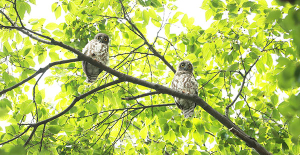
[82,33,109,83]
[171,61,198,118]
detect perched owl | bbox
[171,60,198,118]
[82,33,109,83]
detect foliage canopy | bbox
[0,0,300,154]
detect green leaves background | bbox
[0,0,300,154]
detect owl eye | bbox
[104,38,108,41]
[180,63,185,67]
[97,36,101,40]
[188,64,192,69]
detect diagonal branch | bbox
[0,58,80,96]
[0,126,31,145]
[21,79,123,146]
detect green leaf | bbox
[16,33,23,44]
[185,120,193,128]
[267,9,281,23]
[86,103,98,113]
[29,0,36,4]
[242,1,255,7]
[0,98,12,109]
[38,52,47,64]
[53,30,64,37]
[2,72,10,83]
[163,123,169,135]
[151,18,161,27]
[278,101,294,119]
[140,127,147,139]
[49,52,60,62]
[289,118,300,136]
[266,53,273,68]
[131,38,144,45]
[67,1,77,14]
[255,31,264,47]
[22,48,31,56]
[20,100,34,115]
[235,101,244,110]
[271,94,278,105]
[180,126,188,137]
[250,47,262,56]
[8,145,27,155]
[169,130,176,143]
[52,2,58,12]
[194,118,204,134]
[181,14,188,26]
[55,6,62,19]
[45,23,58,30]
[142,10,149,24]
[3,41,13,53]
[0,108,9,120]
[48,125,62,134]
[165,24,170,37]
[227,63,239,71]
[205,9,213,21]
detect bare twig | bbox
[118,0,176,73]
[122,91,161,100]
[39,124,46,152]
[33,72,46,122]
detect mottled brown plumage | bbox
[82,33,109,83]
[171,60,198,118]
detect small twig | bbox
[225,39,275,117]
[0,126,31,145]
[122,91,161,100]
[39,124,46,152]
[33,72,46,122]
[13,0,24,27]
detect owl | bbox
[171,60,198,118]
[82,33,109,83]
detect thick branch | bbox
[24,126,37,146]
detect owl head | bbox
[177,60,194,72]
[94,33,109,44]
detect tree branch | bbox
[0,58,80,96]
[122,91,161,100]
[0,126,31,145]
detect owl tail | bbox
[182,108,194,118]
[86,76,98,83]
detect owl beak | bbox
[184,66,189,71]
